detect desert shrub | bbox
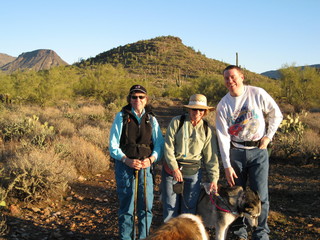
[51,118,76,137]
[0,213,7,237]
[78,125,108,149]
[162,85,184,99]
[105,102,122,122]
[298,129,320,164]
[0,115,55,148]
[55,136,109,176]
[300,112,320,134]
[272,113,305,160]
[1,148,76,202]
[0,177,8,237]
[0,170,6,207]
[59,103,108,129]
[173,75,227,105]
[279,65,320,111]
[272,112,319,164]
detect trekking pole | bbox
[133,169,139,240]
[144,167,148,236]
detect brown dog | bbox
[144,213,209,240]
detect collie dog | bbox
[144,213,208,240]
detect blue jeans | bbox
[161,168,202,222]
[115,161,154,240]
[230,147,270,240]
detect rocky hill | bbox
[78,36,271,85]
[79,36,228,78]
[0,49,68,73]
[0,53,16,67]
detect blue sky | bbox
[1,0,319,73]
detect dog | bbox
[197,185,261,240]
[144,213,209,240]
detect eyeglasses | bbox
[131,95,146,100]
[191,109,205,112]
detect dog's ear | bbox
[237,191,247,209]
[245,187,260,201]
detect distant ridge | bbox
[0,49,68,73]
[261,64,320,79]
[0,53,16,67]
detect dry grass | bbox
[77,104,106,116]
[301,112,320,133]
[51,118,76,137]
[56,136,109,176]
[299,129,320,161]
[150,98,175,108]
[78,125,109,149]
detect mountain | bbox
[261,64,320,79]
[79,36,228,78]
[79,36,272,86]
[0,53,16,67]
[0,49,68,73]
[260,70,282,79]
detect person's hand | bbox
[259,136,271,149]
[141,157,154,169]
[209,181,218,193]
[225,167,238,186]
[124,158,142,170]
[172,168,183,182]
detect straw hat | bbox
[184,94,214,111]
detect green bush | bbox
[279,66,320,111]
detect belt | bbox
[232,139,261,147]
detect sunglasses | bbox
[191,109,205,112]
[131,95,146,100]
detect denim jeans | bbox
[161,167,202,222]
[230,147,270,240]
[115,160,154,240]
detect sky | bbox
[1,0,319,74]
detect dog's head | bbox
[238,188,261,227]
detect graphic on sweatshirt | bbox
[228,105,260,140]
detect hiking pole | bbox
[133,169,139,240]
[144,167,148,237]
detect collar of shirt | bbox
[131,107,145,124]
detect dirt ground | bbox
[1,103,320,240]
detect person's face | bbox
[223,68,244,96]
[189,108,205,123]
[130,92,147,113]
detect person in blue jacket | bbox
[109,84,164,240]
